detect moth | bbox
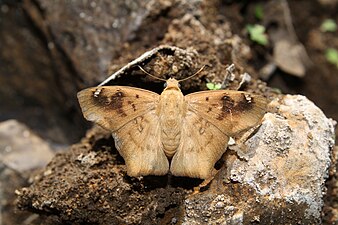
[77,75,267,179]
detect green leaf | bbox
[246,24,268,46]
[206,82,222,90]
[214,83,222,90]
[320,19,337,32]
[254,4,264,20]
[325,48,338,67]
[206,82,215,90]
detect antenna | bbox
[137,65,167,81]
[178,65,206,82]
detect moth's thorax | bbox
[158,84,186,158]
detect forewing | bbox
[78,86,169,176]
[77,86,159,132]
[113,111,169,176]
[170,112,229,179]
[185,90,267,136]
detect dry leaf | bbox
[77,78,267,179]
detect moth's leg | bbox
[190,148,236,195]
[238,123,260,144]
[191,168,219,194]
[228,123,261,157]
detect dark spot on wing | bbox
[235,93,254,111]
[127,100,132,105]
[136,94,139,98]
[92,89,127,117]
[205,97,209,101]
[216,93,253,120]
[216,95,234,120]
[207,107,212,113]
[131,103,136,111]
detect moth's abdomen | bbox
[159,90,185,158]
[161,120,181,157]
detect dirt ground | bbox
[0,0,337,224]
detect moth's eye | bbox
[164,82,168,88]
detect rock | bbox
[16,94,336,224]
[0,120,55,173]
[0,1,86,143]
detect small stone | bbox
[215,202,224,208]
[171,217,177,224]
[79,12,86,18]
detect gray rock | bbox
[0,120,55,173]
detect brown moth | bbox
[77,78,267,179]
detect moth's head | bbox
[164,78,180,90]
